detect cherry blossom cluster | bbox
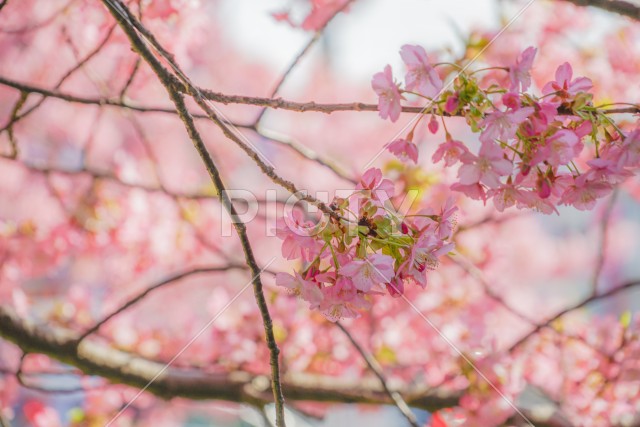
[373,45,640,213]
[275,168,455,321]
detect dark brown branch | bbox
[0,77,352,182]
[558,0,640,21]
[0,76,214,120]
[1,75,635,130]
[77,265,247,342]
[336,322,420,427]
[5,91,27,158]
[0,304,460,410]
[198,89,640,116]
[100,1,287,423]
[508,279,640,351]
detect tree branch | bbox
[0,76,355,183]
[508,279,640,351]
[76,265,247,342]
[591,190,618,295]
[0,304,460,410]
[336,322,420,427]
[254,0,355,125]
[99,1,287,423]
[557,0,640,21]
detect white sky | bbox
[218,0,499,82]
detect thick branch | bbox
[558,0,640,21]
[0,305,460,410]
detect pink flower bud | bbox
[428,114,439,134]
[401,222,409,234]
[386,277,404,297]
[445,94,459,114]
[537,175,552,199]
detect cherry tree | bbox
[1,0,640,426]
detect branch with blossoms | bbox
[372,44,640,214]
[274,168,456,321]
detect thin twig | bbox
[0,0,77,34]
[0,23,117,133]
[447,254,538,325]
[336,322,420,427]
[509,278,640,351]
[591,189,618,295]
[76,265,246,343]
[118,57,141,100]
[254,0,354,125]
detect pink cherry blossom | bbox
[584,158,632,184]
[531,129,583,167]
[435,197,458,240]
[432,137,469,167]
[450,182,487,202]
[479,107,534,143]
[275,272,324,309]
[320,277,371,321]
[542,62,593,100]
[405,234,453,288]
[372,65,403,122]
[339,254,395,292]
[509,46,537,91]
[488,183,531,212]
[458,141,513,188]
[616,129,640,168]
[560,176,613,210]
[274,210,323,261]
[399,44,443,98]
[356,168,395,203]
[387,138,419,163]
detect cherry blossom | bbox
[372,65,403,122]
[339,254,395,292]
[458,141,513,189]
[509,46,537,91]
[387,138,419,164]
[400,44,443,98]
[432,136,470,167]
[542,62,593,101]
